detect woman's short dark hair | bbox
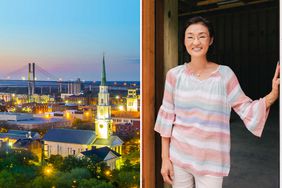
[184,16,214,39]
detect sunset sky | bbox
[0,0,140,81]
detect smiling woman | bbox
[142,1,280,187]
[154,15,279,188]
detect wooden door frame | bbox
[142,0,155,187]
[142,0,178,187]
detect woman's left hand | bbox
[266,63,280,108]
[272,63,280,96]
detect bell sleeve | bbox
[154,69,176,137]
[225,67,270,137]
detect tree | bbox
[78,178,113,188]
[68,168,91,180]
[0,151,39,187]
[54,168,91,188]
[0,170,16,188]
[0,150,37,170]
[113,171,139,188]
[28,176,53,188]
[72,118,94,130]
[111,160,140,188]
[47,155,64,169]
[59,156,89,172]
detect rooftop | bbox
[43,128,96,145]
[81,146,121,162]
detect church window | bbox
[101,99,104,104]
[47,145,51,157]
[73,150,76,155]
[99,124,104,128]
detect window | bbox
[48,146,52,157]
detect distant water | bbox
[0,80,140,87]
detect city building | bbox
[0,129,40,145]
[126,89,139,112]
[0,112,70,129]
[93,55,123,151]
[112,117,140,124]
[43,128,96,157]
[67,78,81,95]
[0,93,13,102]
[0,112,33,121]
[13,139,42,162]
[30,94,54,103]
[79,146,121,170]
[42,55,123,168]
[114,121,140,141]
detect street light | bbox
[8,142,13,147]
[118,106,124,111]
[104,169,111,177]
[66,112,71,119]
[45,114,52,128]
[43,166,53,176]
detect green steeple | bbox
[101,54,107,86]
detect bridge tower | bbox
[28,63,35,102]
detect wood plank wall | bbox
[155,0,164,188]
[155,0,178,187]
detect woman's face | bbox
[184,23,213,58]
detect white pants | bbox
[172,165,223,188]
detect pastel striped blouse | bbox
[154,63,269,177]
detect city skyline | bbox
[0,0,140,81]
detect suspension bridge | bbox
[0,63,82,95]
[0,63,140,96]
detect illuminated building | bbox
[95,55,113,139]
[0,112,33,121]
[0,112,70,129]
[67,78,81,95]
[0,130,40,146]
[79,146,121,170]
[13,139,42,162]
[126,89,139,111]
[94,55,123,153]
[42,55,123,169]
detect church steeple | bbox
[101,54,106,86]
[95,54,112,139]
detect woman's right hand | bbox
[161,158,174,185]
